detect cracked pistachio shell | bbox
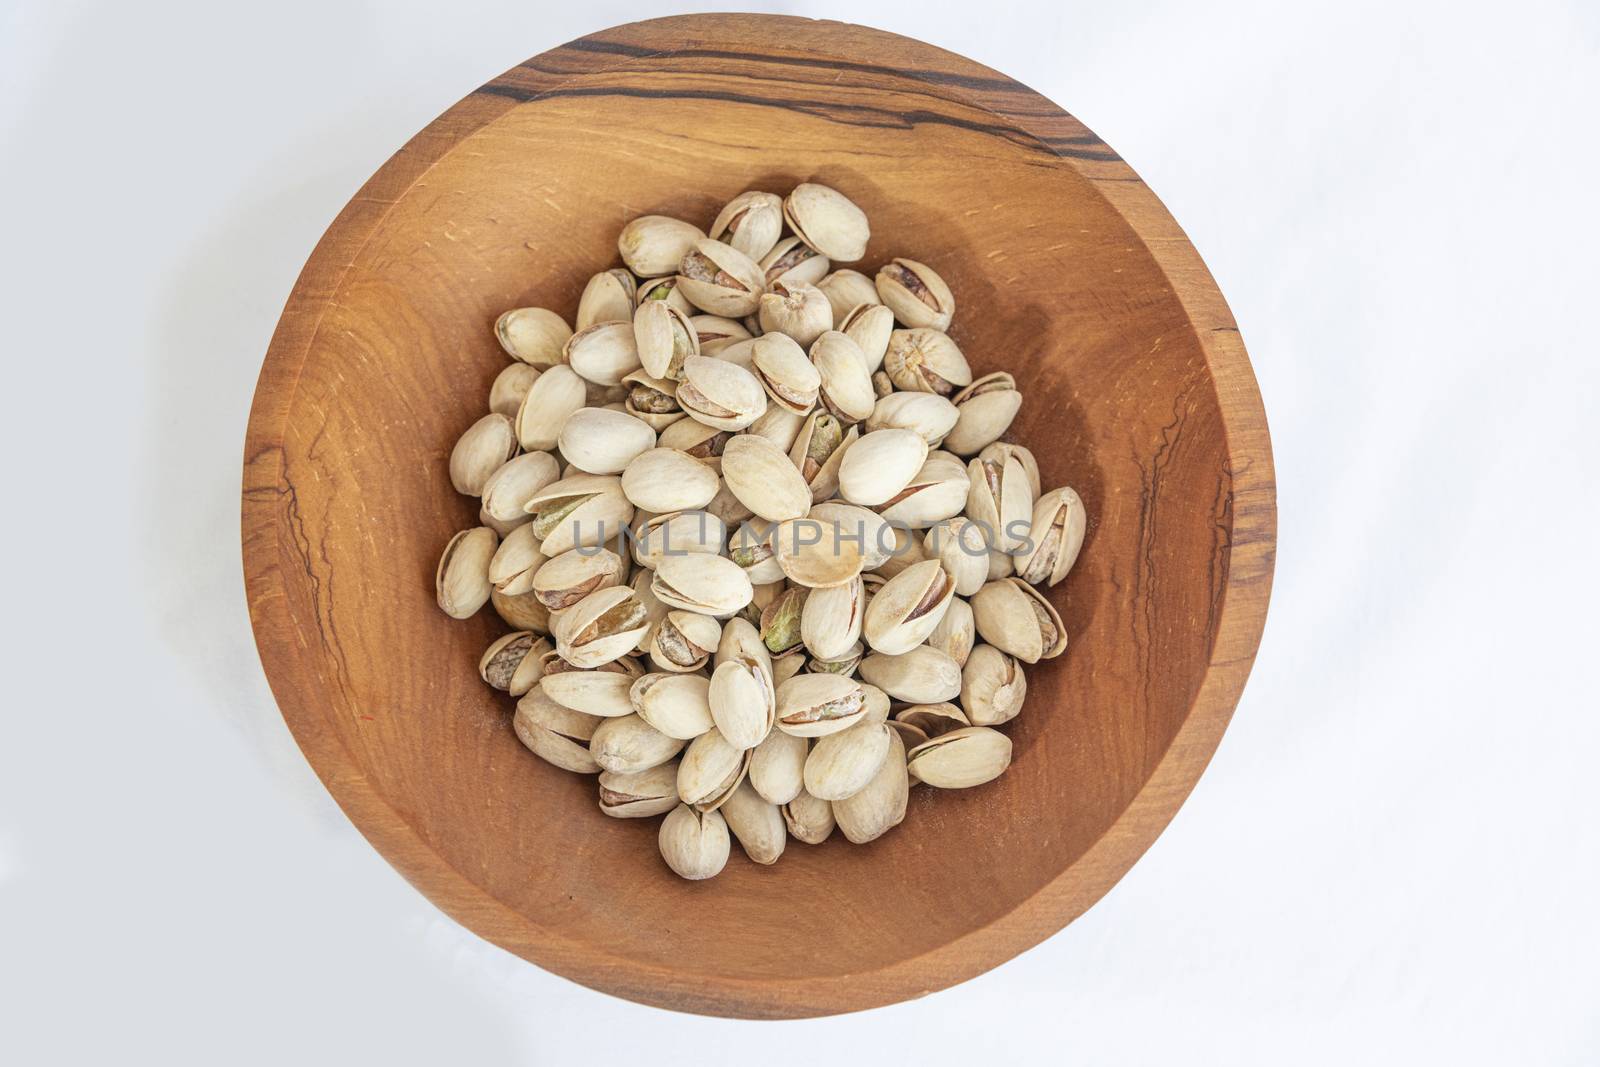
[449,414,517,496]
[551,585,651,668]
[597,762,681,818]
[492,586,552,634]
[744,404,805,454]
[875,258,955,331]
[971,578,1067,663]
[759,235,831,289]
[564,321,643,387]
[720,779,786,865]
[926,595,976,667]
[749,728,807,805]
[961,643,1028,726]
[659,803,730,880]
[783,182,870,262]
[539,665,637,717]
[860,645,963,704]
[817,269,881,327]
[635,274,696,318]
[966,454,1036,553]
[884,328,973,395]
[589,713,686,774]
[488,523,546,595]
[807,641,865,677]
[436,527,498,618]
[925,517,991,596]
[690,314,753,356]
[489,362,540,417]
[480,451,561,527]
[907,726,1012,789]
[801,576,864,661]
[620,447,720,513]
[979,441,1042,498]
[834,728,909,843]
[513,689,602,774]
[576,268,636,330]
[557,407,657,475]
[809,501,894,572]
[676,238,765,317]
[709,655,777,750]
[770,513,866,589]
[630,672,714,740]
[895,702,969,738]
[862,559,956,655]
[515,364,588,452]
[837,428,929,507]
[676,354,768,432]
[632,299,700,381]
[788,411,859,503]
[774,673,867,738]
[866,391,960,447]
[651,553,754,617]
[720,434,813,522]
[811,331,875,423]
[758,586,806,657]
[710,190,784,261]
[757,283,833,349]
[631,509,727,569]
[945,372,1023,455]
[648,610,721,674]
[1015,487,1088,587]
[528,547,620,614]
[840,302,894,374]
[728,520,784,585]
[496,307,573,368]
[622,370,685,432]
[618,215,705,277]
[523,473,634,556]
[480,632,550,696]
[750,332,821,416]
[782,788,835,844]
[676,729,752,812]
[803,720,891,802]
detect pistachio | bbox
[1015,487,1088,587]
[436,527,498,618]
[866,391,960,447]
[809,501,895,572]
[558,407,657,474]
[709,191,784,261]
[961,643,1027,726]
[656,416,731,469]
[988,548,1016,581]
[564,321,642,387]
[871,525,931,581]
[859,646,963,704]
[720,433,814,522]
[488,523,546,595]
[748,728,808,805]
[479,632,549,696]
[620,447,720,513]
[689,314,753,356]
[782,789,836,844]
[924,516,991,596]
[512,689,602,774]
[978,441,1042,498]
[539,666,637,718]
[800,576,864,662]
[480,451,560,529]
[635,274,696,318]
[495,307,573,367]
[676,354,768,432]
[533,547,625,611]
[874,257,955,330]
[632,299,700,382]
[757,283,833,348]
[708,654,777,750]
[552,585,651,668]
[523,473,634,556]
[883,328,973,395]
[926,595,976,667]
[728,520,784,584]
[597,762,681,818]
[676,729,752,812]
[803,720,891,801]
[630,672,714,740]
[589,713,686,774]
[759,234,831,289]
[837,428,929,506]
[750,332,821,416]
[906,727,1012,789]
[515,364,588,453]
[895,702,969,738]
[806,642,865,677]
[449,413,517,496]
[970,578,1067,663]
[774,673,867,737]
[491,586,552,634]
[840,302,894,374]
[816,270,881,327]
[759,586,806,657]
[704,479,755,527]
[489,362,540,417]
[783,182,870,261]
[769,513,866,589]
[862,559,955,655]
[944,372,1022,455]
[787,411,859,503]
[621,370,685,432]
[618,215,705,277]
[630,509,727,570]
[676,238,765,317]
[872,370,895,398]
[718,779,786,864]
[651,553,754,616]
[833,728,909,843]
[658,803,730,880]
[648,610,721,674]
[965,453,1036,553]
[811,331,875,423]
[743,403,805,453]
[575,268,636,330]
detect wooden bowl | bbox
[242,14,1275,1018]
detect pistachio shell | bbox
[621,370,685,432]
[970,578,1067,663]
[757,283,832,348]
[575,269,636,330]
[859,645,963,704]
[715,616,774,677]
[630,672,714,740]
[806,641,865,677]
[676,729,752,812]
[1015,487,1088,587]
[748,726,808,805]
[557,407,657,475]
[961,643,1027,726]
[744,403,806,453]
[840,302,893,374]
[866,391,960,446]
[979,441,1042,498]
[782,788,836,844]
[709,190,784,260]
[676,238,765,317]
[924,517,991,596]
[690,314,753,356]
[809,501,895,572]
[862,559,955,655]
[837,428,929,506]
[966,454,1036,553]
[488,523,547,595]
[651,553,754,617]
[883,328,973,395]
[539,666,638,717]
[436,527,498,618]
[750,332,822,416]
[677,354,768,432]
[589,713,686,774]
[449,414,517,496]
[620,448,720,512]
[658,804,730,880]
[717,779,786,864]
[720,434,814,522]
[894,702,969,738]
[648,610,721,673]
[803,720,891,801]
[875,258,955,331]
[709,655,777,750]
[811,331,875,423]
[783,182,870,261]
[787,411,859,503]
[531,547,625,612]
[800,576,864,661]
[770,514,866,589]
[833,728,909,843]
[758,235,831,288]
[944,372,1022,455]
[491,586,552,634]
[727,520,785,585]
[551,585,650,668]
[906,727,1012,789]
[758,586,806,657]
[632,299,701,381]
[630,509,727,570]
[480,451,560,527]
[926,595,976,667]
[512,689,602,774]
[479,632,548,696]
[635,275,696,318]
[495,307,573,367]
[618,215,705,277]
[523,473,634,556]
[817,270,881,327]
[515,364,588,452]
[774,673,867,737]
[489,362,540,417]
[564,321,643,387]
[597,762,680,818]
[871,525,931,580]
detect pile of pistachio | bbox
[435,182,1087,880]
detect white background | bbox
[3,0,1597,1062]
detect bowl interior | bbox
[252,20,1253,1016]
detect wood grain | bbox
[242,14,1276,1018]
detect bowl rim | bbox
[241,12,1276,1018]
